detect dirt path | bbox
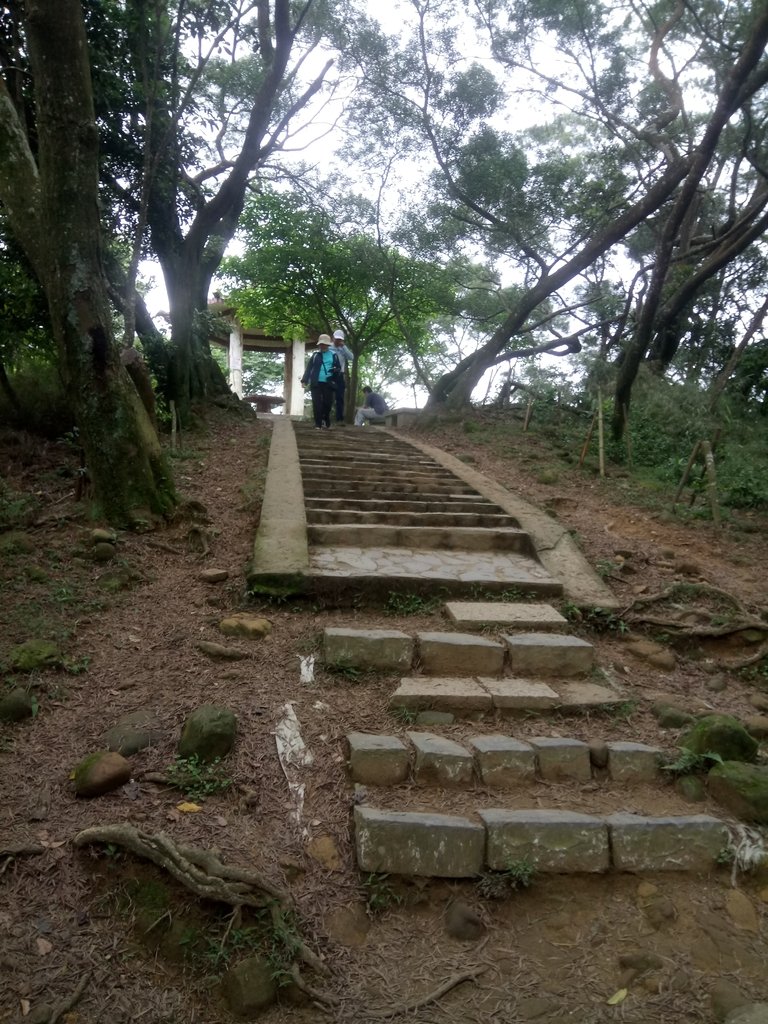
[1,408,767,1024]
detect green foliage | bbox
[385,592,441,615]
[562,602,628,635]
[476,858,536,900]
[0,362,75,437]
[165,755,232,801]
[361,873,402,914]
[660,747,724,777]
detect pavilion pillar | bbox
[228,322,244,398]
[286,337,306,416]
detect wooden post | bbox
[578,412,596,469]
[523,399,534,432]
[622,404,633,470]
[700,440,722,528]
[597,389,605,477]
[673,441,701,506]
[170,400,178,450]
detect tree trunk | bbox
[0,0,176,525]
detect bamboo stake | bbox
[578,412,597,469]
[523,398,534,432]
[622,404,633,470]
[597,389,605,477]
[673,440,701,507]
[170,400,177,450]
[700,440,722,528]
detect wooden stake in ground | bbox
[578,411,597,469]
[700,439,722,528]
[597,389,605,477]
[170,399,178,450]
[622,404,633,470]
[673,440,701,507]
[523,398,534,432]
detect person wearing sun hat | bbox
[300,334,342,428]
[331,328,354,424]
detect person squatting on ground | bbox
[332,329,354,423]
[354,385,388,426]
[301,334,342,428]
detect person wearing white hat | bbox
[300,334,342,428]
[332,329,354,424]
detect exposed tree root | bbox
[366,965,489,1018]
[48,973,89,1024]
[621,583,768,639]
[73,824,327,978]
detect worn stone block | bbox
[504,633,594,676]
[479,808,610,873]
[417,632,505,676]
[556,682,621,709]
[323,628,414,671]
[607,813,729,871]
[388,677,492,714]
[354,806,484,877]
[606,742,661,783]
[479,677,559,712]
[469,735,536,786]
[529,737,592,782]
[407,731,474,786]
[347,733,410,786]
[445,602,568,631]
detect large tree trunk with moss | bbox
[0,0,176,525]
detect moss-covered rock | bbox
[707,761,768,824]
[73,750,132,797]
[221,955,277,1017]
[0,688,35,723]
[9,639,63,672]
[680,714,758,764]
[177,705,237,763]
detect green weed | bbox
[385,592,441,615]
[660,747,724,777]
[476,858,536,900]
[165,755,232,801]
[391,706,418,726]
[361,872,402,914]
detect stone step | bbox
[445,601,568,631]
[505,632,594,676]
[307,497,506,514]
[354,805,729,877]
[306,509,519,529]
[347,731,662,788]
[388,676,620,716]
[308,524,537,555]
[303,480,479,497]
[301,468,459,486]
[323,627,590,678]
[307,548,563,601]
[300,453,436,467]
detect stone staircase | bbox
[250,419,733,882]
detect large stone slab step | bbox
[389,676,619,715]
[307,497,508,514]
[347,731,662,788]
[303,480,479,497]
[354,805,729,877]
[308,524,538,555]
[445,601,568,631]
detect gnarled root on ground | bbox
[73,823,328,982]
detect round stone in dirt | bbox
[445,900,485,942]
[104,709,164,756]
[221,955,277,1016]
[675,775,706,803]
[177,705,237,762]
[92,542,117,562]
[681,714,758,763]
[200,568,228,583]
[73,750,132,797]
[744,715,768,740]
[0,688,35,723]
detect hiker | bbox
[354,385,388,426]
[332,329,354,424]
[301,334,342,429]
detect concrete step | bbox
[354,804,729,877]
[303,480,479,497]
[505,632,594,676]
[347,731,663,788]
[306,509,519,528]
[444,601,568,631]
[323,627,592,677]
[307,497,507,514]
[388,676,620,716]
[301,468,459,487]
[307,524,537,555]
[308,546,563,600]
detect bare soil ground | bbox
[1,406,768,1024]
